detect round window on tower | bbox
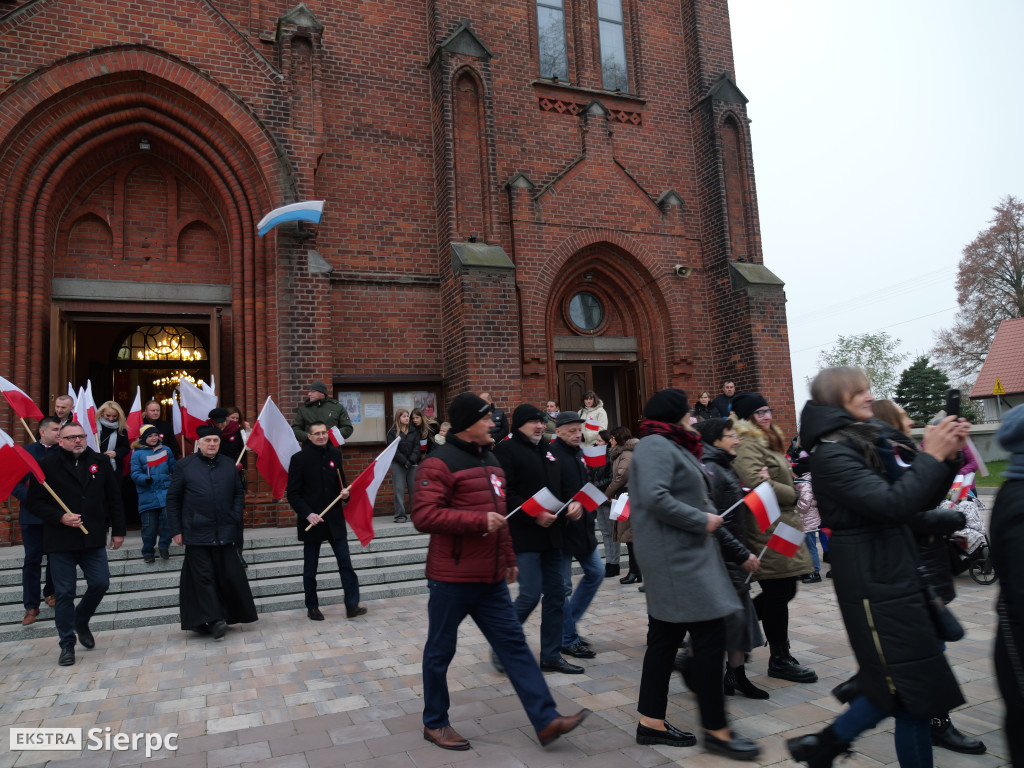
[567,292,604,333]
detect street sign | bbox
[994,377,1006,396]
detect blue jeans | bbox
[833,696,933,767]
[562,548,603,645]
[303,537,361,609]
[422,579,559,733]
[49,547,110,649]
[140,507,172,557]
[805,532,821,572]
[19,523,53,610]
[513,550,565,663]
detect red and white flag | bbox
[766,521,805,557]
[609,493,631,521]
[83,380,98,438]
[0,376,44,421]
[420,437,428,452]
[744,483,781,532]
[74,387,100,452]
[171,392,182,437]
[950,473,975,502]
[146,450,168,468]
[178,378,218,441]
[66,383,77,407]
[246,396,302,500]
[328,426,346,447]
[573,482,608,512]
[0,426,45,500]
[584,417,601,433]
[126,387,143,442]
[582,444,607,467]
[344,437,401,546]
[520,487,562,517]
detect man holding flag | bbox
[286,421,366,621]
[494,404,581,674]
[413,393,589,751]
[27,422,126,667]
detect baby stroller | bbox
[944,493,997,585]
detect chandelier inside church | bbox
[116,325,206,362]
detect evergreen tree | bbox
[895,356,950,424]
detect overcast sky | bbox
[729,0,1024,410]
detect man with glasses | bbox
[27,422,125,666]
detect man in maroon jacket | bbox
[413,393,590,751]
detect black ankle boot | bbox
[831,675,861,704]
[604,563,620,577]
[931,715,986,754]
[730,665,769,699]
[786,726,849,768]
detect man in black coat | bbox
[167,425,257,639]
[710,380,737,419]
[143,400,180,458]
[479,392,509,445]
[287,421,366,621]
[549,412,602,660]
[27,421,126,666]
[494,404,583,674]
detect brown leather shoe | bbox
[44,595,55,608]
[423,725,471,751]
[537,709,591,747]
[22,608,40,626]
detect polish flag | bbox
[0,376,44,421]
[344,437,401,546]
[329,426,346,447]
[126,387,143,442]
[83,380,98,438]
[951,472,975,502]
[609,493,631,521]
[582,444,607,467]
[584,417,601,433]
[744,483,781,532]
[0,426,45,500]
[766,521,805,557]
[200,375,215,396]
[246,396,302,500]
[178,378,218,441]
[521,487,562,517]
[66,383,77,407]
[420,437,428,452]
[171,391,182,437]
[146,450,169,468]
[572,482,608,512]
[74,387,99,452]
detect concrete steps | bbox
[0,522,432,643]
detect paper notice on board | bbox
[364,403,385,419]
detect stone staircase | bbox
[0,521,433,643]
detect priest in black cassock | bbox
[166,424,257,638]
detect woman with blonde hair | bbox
[386,408,420,523]
[96,400,131,472]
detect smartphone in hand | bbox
[944,389,961,419]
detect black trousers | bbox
[752,576,797,655]
[625,542,643,578]
[638,615,727,730]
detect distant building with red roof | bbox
[970,317,1024,421]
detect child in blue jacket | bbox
[131,425,176,563]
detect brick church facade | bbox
[0,0,793,538]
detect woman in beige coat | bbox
[732,392,817,685]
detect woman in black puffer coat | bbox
[789,367,970,768]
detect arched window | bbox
[116,325,207,363]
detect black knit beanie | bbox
[448,393,494,433]
[731,392,769,421]
[642,389,690,424]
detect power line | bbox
[791,307,958,354]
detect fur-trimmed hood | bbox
[734,416,788,449]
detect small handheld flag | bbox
[519,488,562,518]
[328,426,346,447]
[584,417,601,433]
[609,493,631,521]
[744,483,781,532]
[582,445,607,468]
[766,521,805,557]
[146,451,168,468]
[573,483,608,512]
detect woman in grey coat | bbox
[631,389,759,761]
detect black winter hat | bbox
[642,389,690,424]
[732,393,769,421]
[309,381,329,396]
[512,403,547,429]
[208,407,229,422]
[196,424,222,439]
[554,411,585,427]
[448,393,494,434]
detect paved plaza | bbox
[0,538,1011,768]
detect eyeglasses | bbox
[60,434,87,441]
[753,408,772,417]
[723,432,739,439]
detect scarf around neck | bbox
[638,418,702,459]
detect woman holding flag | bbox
[130,425,175,563]
[732,392,817,685]
[790,367,970,768]
[578,391,607,447]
